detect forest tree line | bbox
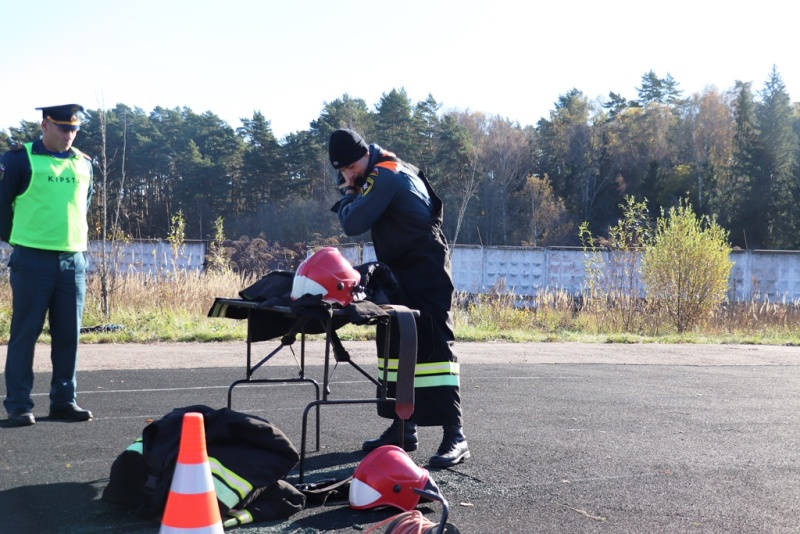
[2,67,798,251]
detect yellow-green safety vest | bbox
[10,142,91,251]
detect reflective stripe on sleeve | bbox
[223,508,254,528]
[125,438,144,454]
[208,457,253,508]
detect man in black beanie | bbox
[328,129,470,468]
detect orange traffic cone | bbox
[160,412,224,533]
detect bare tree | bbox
[523,174,572,246]
[95,105,129,320]
[481,117,533,243]
[436,111,489,247]
[684,87,734,210]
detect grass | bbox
[1,268,800,346]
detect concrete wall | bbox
[0,241,206,276]
[363,244,800,303]
[730,249,800,301]
[86,241,207,274]
[3,241,800,302]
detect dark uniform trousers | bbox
[375,238,462,428]
[4,245,87,412]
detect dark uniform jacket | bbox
[332,146,462,426]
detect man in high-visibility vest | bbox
[329,129,470,468]
[0,104,94,426]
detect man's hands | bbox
[338,174,360,195]
[341,185,359,195]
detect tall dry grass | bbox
[85,268,250,318]
[0,268,254,343]
[1,269,800,344]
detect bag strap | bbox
[381,305,418,420]
[294,476,352,506]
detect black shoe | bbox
[428,425,470,467]
[8,408,35,426]
[362,419,418,452]
[49,404,93,422]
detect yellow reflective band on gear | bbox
[415,362,460,376]
[212,478,241,510]
[125,438,143,454]
[377,360,460,388]
[209,302,228,318]
[223,509,254,528]
[379,373,461,388]
[378,359,460,374]
[413,374,461,388]
[208,457,253,507]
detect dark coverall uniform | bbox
[333,144,462,427]
[0,139,93,414]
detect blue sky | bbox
[2,0,796,139]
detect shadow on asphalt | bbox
[0,480,151,533]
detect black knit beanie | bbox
[329,129,368,169]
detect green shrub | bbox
[641,200,732,333]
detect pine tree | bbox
[757,66,800,248]
[727,81,764,248]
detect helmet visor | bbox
[291,274,328,301]
[349,477,382,509]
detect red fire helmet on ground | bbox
[291,247,363,306]
[349,445,441,512]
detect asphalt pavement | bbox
[1,343,799,533]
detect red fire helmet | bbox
[291,247,363,306]
[349,445,440,512]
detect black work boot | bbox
[8,408,36,426]
[362,419,418,452]
[49,403,93,422]
[428,425,470,467]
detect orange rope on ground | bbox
[364,510,439,534]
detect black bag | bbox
[102,405,305,524]
[239,270,294,304]
[355,261,399,304]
